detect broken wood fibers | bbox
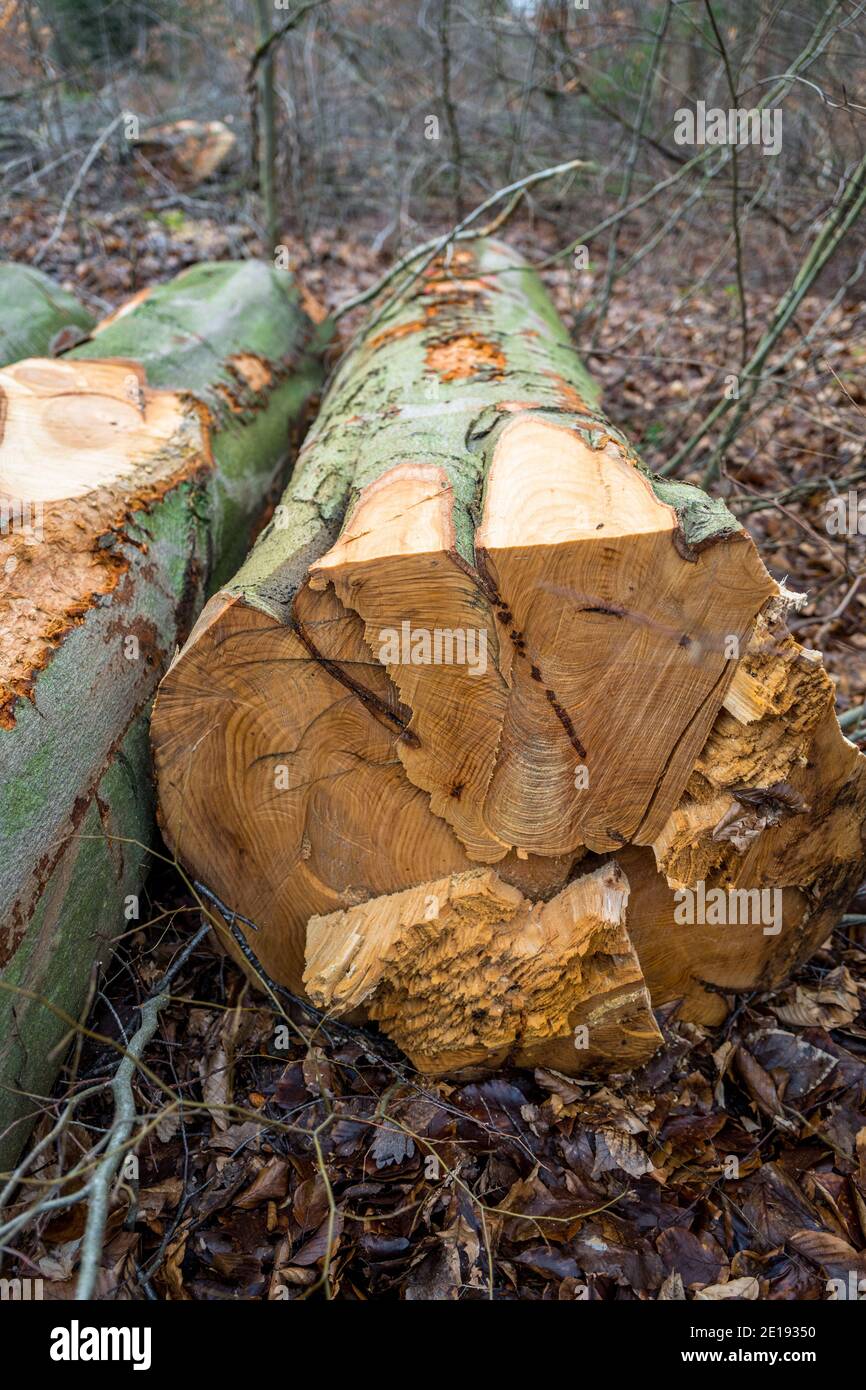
[153,239,866,1077]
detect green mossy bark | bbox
[71,260,327,585]
[0,263,323,1169]
[0,263,93,365]
[0,716,154,1171]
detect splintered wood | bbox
[305,863,661,1073]
[152,238,866,1077]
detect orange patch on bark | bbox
[427,248,476,275]
[229,353,273,393]
[368,319,427,351]
[216,384,244,413]
[546,372,593,415]
[425,278,487,297]
[426,334,506,381]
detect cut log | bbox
[0,262,93,364]
[0,261,322,1167]
[71,259,324,586]
[133,119,237,188]
[152,238,866,1077]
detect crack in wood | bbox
[291,608,420,748]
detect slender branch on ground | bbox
[33,112,126,266]
[840,704,866,731]
[330,156,593,328]
[75,992,167,1300]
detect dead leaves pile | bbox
[8,894,866,1302]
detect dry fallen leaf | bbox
[695,1276,760,1300]
[772,967,861,1028]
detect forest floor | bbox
[4,174,866,1300]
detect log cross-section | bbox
[309,413,775,860]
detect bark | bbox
[0,262,93,364]
[152,238,866,1077]
[0,261,322,1167]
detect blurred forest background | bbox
[2,0,864,249]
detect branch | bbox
[658,153,866,479]
[75,993,168,1300]
[703,0,748,364]
[840,704,866,731]
[246,0,331,90]
[330,156,593,324]
[33,112,126,266]
[541,0,852,271]
[589,0,671,350]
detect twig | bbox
[657,152,866,479]
[330,156,593,325]
[246,0,331,88]
[193,880,401,1058]
[147,921,212,998]
[253,0,280,253]
[188,881,543,1169]
[589,0,671,351]
[813,574,864,647]
[540,0,852,273]
[703,0,749,364]
[0,1083,108,1215]
[33,112,126,266]
[438,0,464,220]
[75,993,167,1300]
[840,703,866,731]
[331,189,523,322]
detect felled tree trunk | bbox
[0,261,322,1167]
[152,238,866,1077]
[0,262,93,363]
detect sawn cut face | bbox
[309,416,774,863]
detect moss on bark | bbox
[0,263,93,365]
